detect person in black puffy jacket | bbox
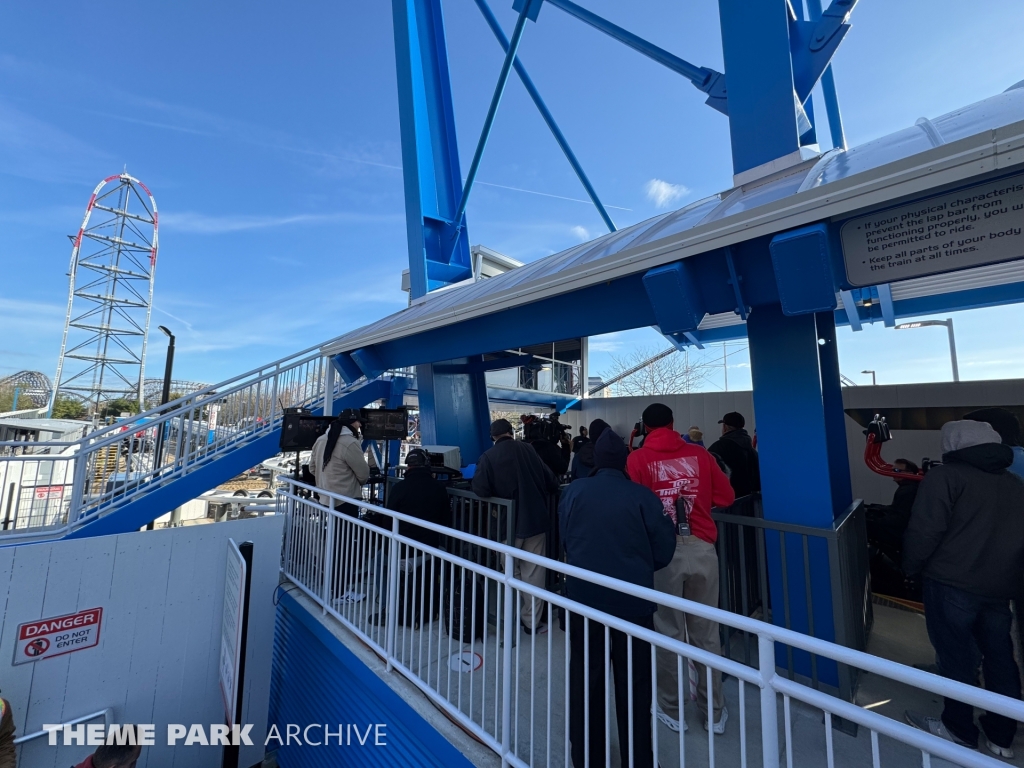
[904,421,1024,756]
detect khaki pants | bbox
[653,535,725,721]
[514,533,547,629]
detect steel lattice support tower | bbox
[50,173,159,416]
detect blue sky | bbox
[1,1,1023,392]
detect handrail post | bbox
[270,363,280,424]
[385,513,401,672]
[282,486,294,575]
[500,548,515,765]
[68,447,89,528]
[322,507,335,615]
[759,633,781,768]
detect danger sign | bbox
[14,608,102,665]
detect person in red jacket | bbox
[626,402,735,736]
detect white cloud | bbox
[160,210,402,234]
[589,340,623,353]
[644,178,691,209]
[570,225,589,242]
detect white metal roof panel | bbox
[323,88,1024,357]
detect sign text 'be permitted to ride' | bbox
[14,607,103,665]
[841,172,1024,287]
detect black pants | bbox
[569,612,654,768]
[923,578,1021,748]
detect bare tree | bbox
[599,345,716,396]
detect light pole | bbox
[861,370,876,386]
[151,326,176,509]
[158,326,176,405]
[894,318,960,382]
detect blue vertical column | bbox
[392,0,491,464]
[392,0,473,296]
[717,0,801,176]
[747,304,852,683]
[416,357,492,466]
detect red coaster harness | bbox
[864,415,928,482]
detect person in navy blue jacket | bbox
[558,428,675,768]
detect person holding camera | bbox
[559,427,675,767]
[473,418,559,634]
[626,403,735,735]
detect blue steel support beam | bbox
[839,290,862,331]
[418,356,493,466]
[805,0,848,150]
[545,0,728,115]
[450,2,538,254]
[718,0,802,175]
[877,283,896,327]
[392,0,473,298]
[724,246,749,320]
[473,0,616,232]
[747,304,851,684]
[393,0,495,466]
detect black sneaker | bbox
[521,622,548,636]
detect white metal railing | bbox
[0,339,394,541]
[14,707,112,745]
[279,477,1024,768]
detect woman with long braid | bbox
[310,409,370,518]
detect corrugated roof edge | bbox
[323,91,1024,357]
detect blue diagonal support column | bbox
[450,0,542,255]
[474,0,616,232]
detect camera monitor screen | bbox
[360,409,409,441]
[279,414,334,451]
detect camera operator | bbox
[523,414,570,477]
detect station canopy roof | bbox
[323,86,1024,358]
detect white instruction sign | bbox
[841,173,1024,286]
[14,607,102,665]
[219,539,246,723]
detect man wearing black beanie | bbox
[473,418,560,634]
[559,428,675,767]
[627,402,735,736]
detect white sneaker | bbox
[655,707,687,733]
[703,707,729,735]
[986,739,1014,759]
[904,710,975,748]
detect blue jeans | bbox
[923,578,1021,748]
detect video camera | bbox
[521,412,570,444]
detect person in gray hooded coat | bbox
[904,420,1024,757]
